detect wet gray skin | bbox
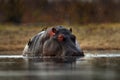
[23,26,84,63]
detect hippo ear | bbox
[49,28,56,37]
[69,28,72,32]
[52,28,57,33]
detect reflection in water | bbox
[0,53,120,80]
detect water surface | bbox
[0,51,120,80]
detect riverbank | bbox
[0,23,120,52]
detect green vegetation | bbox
[0,23,120,52]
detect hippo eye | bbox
[57,34,64,42]
[70,35,76,43]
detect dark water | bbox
[0,51,120,80]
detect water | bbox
[0,51,120,80]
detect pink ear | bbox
[49,28,56,37]
[52,28,56,33]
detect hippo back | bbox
[23,31,45,57]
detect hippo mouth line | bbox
[23,56,83,59]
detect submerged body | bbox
[23,26,84,63]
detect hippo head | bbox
[43,26,84,63]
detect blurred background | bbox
[0,0,120,25]
[0,0,120,53]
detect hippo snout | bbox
[71,51,84,57]
[65,49,84,57]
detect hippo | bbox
[23,26,84,63]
